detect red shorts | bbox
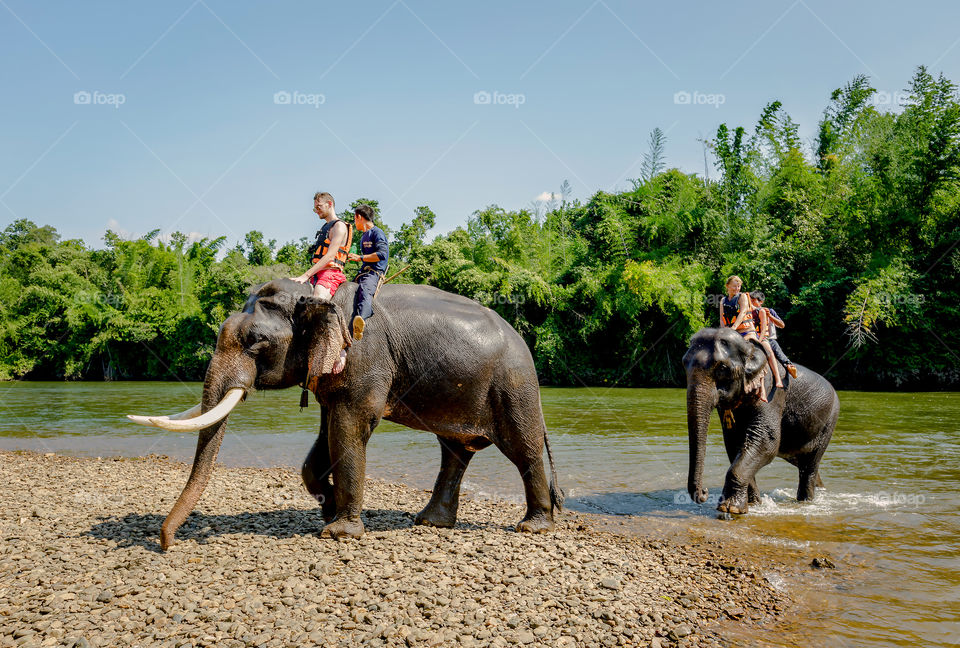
[309,267,347,295]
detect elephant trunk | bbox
[686,373,717,504]
[160,372,240,550]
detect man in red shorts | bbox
[291,191,351,300]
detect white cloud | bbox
[535,191,560,202]
[105,219,133,239]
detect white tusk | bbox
[164,402,202,420]
[145,402,203,422]
[126,389,244,431]
[126,402,201,426]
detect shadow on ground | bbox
[86,507,511,551]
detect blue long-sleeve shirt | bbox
[359,226,389,274]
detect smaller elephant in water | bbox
[683,327,839,514]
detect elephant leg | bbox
[788,407,835,501]
[320,406,371,540]
[415,438,475,528]
[796,446,829,502]
[493,431,553,533]
[722,422,761,504]
[301,406,336,523]
[718,427,778,515]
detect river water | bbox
[1,382,957,646]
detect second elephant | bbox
[683,327,839,514]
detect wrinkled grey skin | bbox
[161,279,562,549]
[682,327,839,515]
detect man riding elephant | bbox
[291,192,351,301]
[128,279,563,549]
[346,203,388,341]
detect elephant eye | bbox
[244,330,270,353]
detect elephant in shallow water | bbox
[683,327,839,514]
[128,279,563,549]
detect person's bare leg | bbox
[742,331,769,402]
[761,341,784,388]
[312,283,332,301]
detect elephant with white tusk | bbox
[127,278,563,549]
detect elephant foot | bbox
[321,516,364,540]
[516,513,554,533]
[717,497,749,515]
[414,505,457,528]
[688,485,709,504]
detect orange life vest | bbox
[311,218,353,268]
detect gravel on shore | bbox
[0,451,789,648]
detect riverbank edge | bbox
[1,450,798,648]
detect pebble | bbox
[0,451,790,648]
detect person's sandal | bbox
[786,364,798,378]
[352,315,365,341]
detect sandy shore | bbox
[0,451,789,647]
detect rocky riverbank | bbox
[0,451,790,647]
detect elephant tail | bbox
[544,428,564,513]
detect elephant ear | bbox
[741,339,767,399]
[294,297,352,379]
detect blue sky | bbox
[1,1,958,249]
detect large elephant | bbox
[682,327,839,514]
[129,279,563,549]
